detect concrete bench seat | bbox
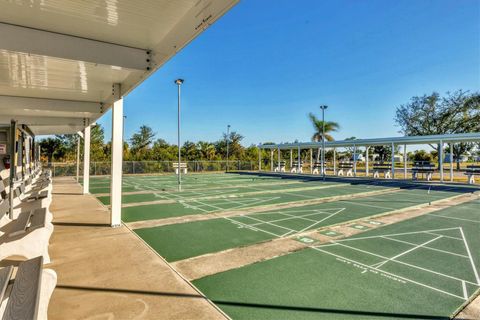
[412,161,435,181]
[274,161,286,172]
[373,163,392,179]
[337,161,353,177]
[290,161,303,173]
[0,220,53,263]
[0,199,53,264]
[0,256,57,320]
[312,162,327,175]
[464,165,480,184]
[173,162,187,174]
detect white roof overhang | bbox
[260,133,480,149]
[0,0,239,135]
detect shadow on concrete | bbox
[52,222,110,228]
[56,284,451,319]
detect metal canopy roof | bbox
[0,0,238,135]
[260,133,480,149]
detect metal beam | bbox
[0,95,103,118]
[260,133,480,150]
[0,22,150,71]
[0,115,87,126]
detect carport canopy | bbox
[0,0,239,226]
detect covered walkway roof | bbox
[260,133,480,150]
[0,0,238,135]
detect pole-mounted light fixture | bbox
[175,79,184,191]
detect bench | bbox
[8,208,47,238]
[464,165,480,184]
[0,256,57,320]
[14,184,49,203]
[274,161,286,173]
[173,162,187,174]
[312,162,327,175]
[373,163,392,179]
[290,161,303,173]
[0,198,53,263]
[337,161,353,177]
[412,161,435,181]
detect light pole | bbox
[320,105,328,180]
[175,79,184,191]
[226,124,231,172]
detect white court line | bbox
[426,214,480,224]
[459,227,480,285]
[462,281,468,300]
[248,210,334,226]
[381,236,469,258]
[224,217,283,237]
[297,208,346,233]
[372,236,442,269]
[311,247,466,301]
[325,241,479,286]
[425,232,463,241]
[333,227,461,243]
[240,214,296,233]
[339,199,395,211]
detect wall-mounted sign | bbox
[0,144,6,154]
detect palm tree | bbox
[308,112,340,161]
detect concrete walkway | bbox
[47,177,226,320]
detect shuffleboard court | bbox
[134,185,469,261]
[121,182,391,222]
[193,199,480,319]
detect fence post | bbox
[133,161,135,174]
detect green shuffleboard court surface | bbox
[121,182,394,222]
[134,186,467,261]
[193,199,480,319]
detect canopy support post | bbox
[310,149,313,174]
[439,140,444,183]
[353,145,357,177]
[391,142,395,179]
[76,136,80,182]
[82,124,91,194]
[297,146,301,172]
[270,149,273,172]
[365,147,369,177]
[403,144,407,179]
[110,86,123,227]
[450,143,454,182]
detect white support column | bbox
[365,147,369,177]
[290,149,293,169]
[277,147,281,172]
[297,146,301,172]
[403,144,407,179]
[450,143,454,182]
[353,145,357,177]
[310,149,313,174]
[76,136,80,182]
[333,148,336,175]
[110,92,124,227]
[82,125,91,194]
[258,147,262,172]
[391,142,395,179]
[439,140,444,182]
[270,149,274,172]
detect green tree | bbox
[129,125,156,158]
[40,137,64,163]
[395,90,480,169]
[308,112,340,161]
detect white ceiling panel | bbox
[0,0,239,135]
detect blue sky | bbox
[99,0,480,146]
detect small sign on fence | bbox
[0,144,6,154]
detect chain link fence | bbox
[46,160,258,177]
